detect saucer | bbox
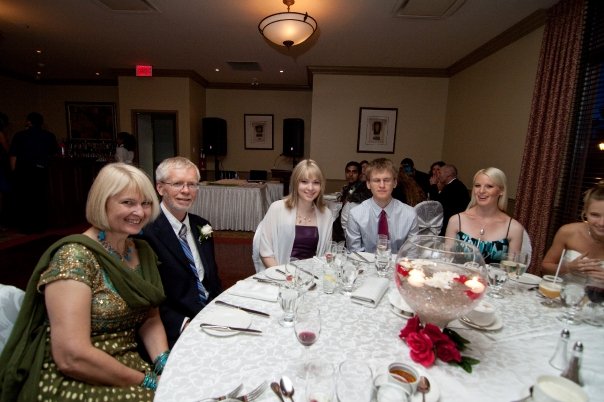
[411,373,440,402]
[387,290,415,317]
[200,308,251,337]
[511,273,541,285]
[459,314,503,331]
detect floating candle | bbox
[407,269,426,287]
[464,277,485,293]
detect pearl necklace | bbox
[98,231,133,262]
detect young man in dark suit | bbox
[140,156,221,347]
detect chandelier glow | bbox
[258,0,317,48]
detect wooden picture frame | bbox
[357,107,398,153]
[66,102,117,140]
[244,114,274,150]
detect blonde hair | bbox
[582,180,604,219]
[285,159,326,211]
[467,167,508,211]
[86,163,160,230]
[366,158,397,181]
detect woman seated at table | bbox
[542,181,604,281]
[445,167,524,263]
[258,159,333,268]
[0,163,169,401]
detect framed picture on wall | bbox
[244,114,274,150]
[357,107,398,153]
[66,102,117,140]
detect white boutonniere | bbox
[197,224,213,243]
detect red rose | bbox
[435,339,462,363]
[396,263,410,277]
[407,332,436,367]
[465,289,481,300]
[399,316,421,339]
[421,324,448,343]
[454,274,468,284]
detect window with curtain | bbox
[551,0,604,245]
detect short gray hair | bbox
[155,156,200,183]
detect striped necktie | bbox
[178,224,208,304]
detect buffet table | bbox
[156,259,604,402]
[190,181,282,231]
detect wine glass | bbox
[583,277,604,326]
[486,263,507,299]
[340,260,360,295]
[501,251,529,281]
[325,241,338,265]
[558,275,586,325]
[336,360,374,402]
[375,235,390,277]
[294,303,321,377]
[539,275,564,307]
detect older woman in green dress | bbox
[0,163,169,401]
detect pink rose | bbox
[421,324,448,343]
[407,332,436,367]
[435,339,462,363]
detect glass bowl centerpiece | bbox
[394,235,487,328]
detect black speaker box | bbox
[202,117,227,156]
[283,118,304,157]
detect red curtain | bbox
[515,0,586,274]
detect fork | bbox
[198,383,243,402]
[234,381,267,402]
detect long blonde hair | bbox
[284,159,326,211]
[467,167,508,212]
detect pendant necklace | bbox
[98,230,133,262]
[587,225,604,244]
[479,227,485,240]
[296,205,315,225]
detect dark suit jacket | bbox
[139,212,222,347]
[435,178,470,236]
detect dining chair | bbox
[0,284,25,354]
[521,228,533,266]
[414,200,443,235]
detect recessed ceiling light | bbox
[279,70,284,74]
[95,72,100,76]
[35,49,42,54]
[215,68,220,72]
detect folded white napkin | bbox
[229,280,279,302]
[350,277,389,308]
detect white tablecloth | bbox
[266,182,284,204]
[156,261,604,402]
[190,184,269,231]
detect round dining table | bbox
[155,258,604,402]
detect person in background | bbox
[258,159,332,267]
[0,163,169,400]
[8,112,58,233]
[542,181,604,281]
[359,160,369,182]
[333,161,370,242]
[445,167,524,263]
[139,157,222,348]
[400,158,431,195]
[393,165,426,207]
[115,131,136,164]
[346,158,418,253]
[428,160,446,199]
[434,164,470,236]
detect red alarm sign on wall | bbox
[135,65,153,77]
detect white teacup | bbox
[532,375,588,402]
[465,300,496,326]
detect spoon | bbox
[417,376,430,402]
[280,375,295,402]
[270,381,285,402]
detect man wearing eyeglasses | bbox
[139,156,222,348]
[346,158,419,253]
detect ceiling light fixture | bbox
[258,0,317,48]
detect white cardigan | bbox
[257,199,333,267]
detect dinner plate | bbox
[511,273,541,285]
[410,373,440,402]
[200,308,251,337]
[264,266,288,281]
[459,314,503,331]
[387,290,415,317]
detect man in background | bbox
[434,164,470,235]
[9,112,57,233]
[139,156,222,347]
[333,161,370,242]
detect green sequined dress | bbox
[36,243,154,401]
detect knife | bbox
[289,262,320,279]
[252,277,280,286]
[353,251,372,263]
[200,323,262,334]
[215,300,270,317]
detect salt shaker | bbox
[561,341,583,385]
[549,328,570,370]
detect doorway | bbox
[133,111,177,179]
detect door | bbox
[133,111,177,179]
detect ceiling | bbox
[0,0,559,89]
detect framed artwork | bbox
[66,102,117,140]
[357,107,398,153]
[244,114,274,150]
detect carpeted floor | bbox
[0,228,254,291]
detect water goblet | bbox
[501,251,529,281]
[486,263,507,299]
[339,260,359,295]
[305,359,335,402]
[278,286,300,327]
[584,278,604,326]
[558,280,586,325]
[336,360,374,402]
[294,303,321,378]
[539,275,564,307]
[375,235,391,278]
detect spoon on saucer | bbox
[417,376,430,402]
[280,376,295,402]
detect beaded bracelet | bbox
[153,350,170,375]
[140,371,158,391]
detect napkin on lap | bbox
[351,277,389,308]
[229,280,279,302]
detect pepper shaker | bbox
[561,341,583,385]
[549,328,570,370]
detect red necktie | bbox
[378,210,389,238]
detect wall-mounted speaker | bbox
[202,117,227,156]
[283,118,304,157]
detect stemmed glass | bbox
[486,263,508,299]
[340,260,360,295]
[501,251,529,281]
[584,278,604,327]
[294,303,321,378]
[539,276,564,307]
[558,275,586,325]
[375,235,390,277]
[336,360,374,402]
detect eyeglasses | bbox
[161,181,200,191]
